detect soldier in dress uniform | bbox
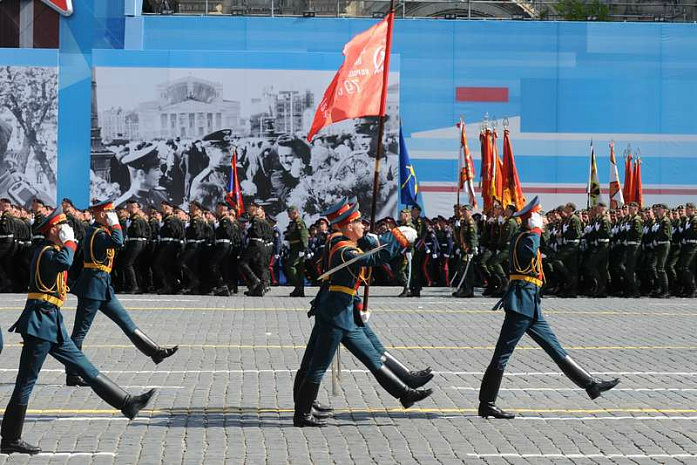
[293,199,432,427]
[207,201,234,296]
[0,198,16,291]
[667,206,683,295]
[396,207,414,297]
[11,205,32,292]
[30,198,47,250]
[623,202,644,297]
[2,207,155,455]
[435,216,453,286]
[153,200,185,294]
[552,203,582,298]
[285,206,309,297]
[488,205,518,297]
[120,199,150,294]
[181,201,207,294]
[478,197,620,419]
[65,200,179,387]
[409,205,426,297]
[240,202,274,296]
[585,202,611,297]
[650,203,672,298]
[677,202,697,297]
[452,204,478,298]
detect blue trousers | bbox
[68,297,138,376]
[10,335,99,405]
[488,310,568,371]
[297,322,385,378]
[304,320,384,384]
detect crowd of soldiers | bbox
[1,195,696,299]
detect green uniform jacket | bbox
[286,217,309,252]
[70,224,124,301]
[10,241,77,342]
[459,218,478,252]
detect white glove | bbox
[432,253,437,259]
[365,232,379,242]
[298,251,305,258]
[528,212,543,230]
[282,240,290,248]
[360,310,371,323]
[106,211,119,227]
[58,224,75,244]
[396,226,417,244]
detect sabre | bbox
[316,244,389,281]
[454,254,473,291]
[449,266,460,287]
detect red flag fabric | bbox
[492,129,504,205]
[457,118,477,209]
[501,128,525,211]
[226,149,245,215]
[479,129,494,211]
[307,13,394,142]
[623,150,634,204]
[633,157,643,208]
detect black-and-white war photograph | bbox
[0,66,58,208]
[91,66,400,228]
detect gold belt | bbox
[83,263,112,273]
[27,293,64,308]
[509,274,543,287]
[329,285,357,296]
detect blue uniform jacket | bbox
[10,241,76,343]
[314,231,404,331]
[70,224,124,301]
[497,229,543,318]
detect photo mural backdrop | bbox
[0,66,58,208]
[91,65,399,228]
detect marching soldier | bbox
[409,204,426,297]
[480,204,502,296]
[65,200,178,387]
[2,207,154,455]
[0,198,15,292]
[585,202,611,297]
[667,206,683,295]
[293,199,431,427]
[435,216,453,286]
[488,205,518,297]
[639,208,656,295]
[208,202,234,296]
[623,202,643,297]
[452,204,478,298]
[121,199,150,294]
[678,202,697,297]
[285,206,309,297]
[478,196,619,419]
[240,202,273,296]
[396,207,414,297]
[650,203,672,298]
[181,201,207,294]
[552,203,582,298]
[153,201,185,295]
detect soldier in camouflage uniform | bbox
[285,206,309,297]
[452,205,478,298]
[553,203,582,298]
[677,202,697,297]
[584,202,611,297]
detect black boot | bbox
[129,329,179,364]
[478,367,514,419]
[293,370,332,418]
[293,381,326,427]
[90,373,156,419]
[66,375,89,387]
[373,365,432,409]
[0,403,40,455]
[381,351,433,389]
[289,287,305,297]
[556,356,620,400]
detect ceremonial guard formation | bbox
[1,207,155,455]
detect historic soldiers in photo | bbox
[66,200,178,387]
[478,197,620,419]
[2,207,155,455]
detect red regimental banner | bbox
[41,0,73,16]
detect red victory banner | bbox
[225,148,245,215]
[633,157,643,208]
[623,147,634,204]
[307,12,395,142]
[501,127,525,211]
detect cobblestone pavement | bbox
[0,287,695,464]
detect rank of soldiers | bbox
[1,197,696,299]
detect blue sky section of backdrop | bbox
[6,13,697,213]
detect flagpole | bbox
[364,0,395,313]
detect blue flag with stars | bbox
[399,126,419,206]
